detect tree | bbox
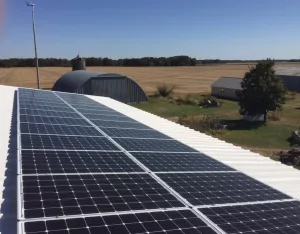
[237,61,286,122]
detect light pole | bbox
[27,2,40,89]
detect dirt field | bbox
[0,63,299,93]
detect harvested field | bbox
[0,63,299,93]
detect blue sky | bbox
[1,0,300,60]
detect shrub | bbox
[268,111,281,121]
[184,94,200,105]
[286,91,298,100]
[156,83,175,97]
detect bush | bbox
[184,94,200,105]
[268,111,281,121]
[286,91,298,100]
[156,83,175,97]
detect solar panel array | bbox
[17,88,300,234]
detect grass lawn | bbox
[131,96,300,157]
[132,97,239,118]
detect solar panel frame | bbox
[113,138,199,152]
[130,152,236,172]
[21,150,145,174]
[156,172,292,206]
[84,114,138,122]
[91,119,153,129]
[19,108,80,118]
[19,105,76,112]
[22,209,219,234]
[20,134,120,151]
[20,115,93,126]
[16,89,299,234]
[100,127,173,139]
[20,173,186,219]
[20,122,103,136]
[199,200,300,234]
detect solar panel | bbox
[16,88,299,234]
[199,201,300,234]
[19,105,75,112]
[84,113,137,122]
[131,152,235,172]
[113,138,198,152]
[20,115,92,126]
[19,108,80,118]
[23,209,218,234]
[21,134,119,150]
[20,123,103,136]
[157,172,290,206]
[19,102,68,109]
[91,120,151,129]
[22,173,185,218]
[77,108,122,116]
[21,150,144,174]
[101,127,172,139]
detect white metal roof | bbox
[88,95,300,200]
[0,85,300,232]
[275,66,300,76]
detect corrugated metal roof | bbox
[0,85,300,232]
[275,67,300,76]
[89,95,300,200]
[211,77,242,90]
[52,70,123,92]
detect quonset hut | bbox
[52,56,147,103]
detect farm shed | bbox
[211,77,242,100]
[275,67,300,92]
[52,70,147,103]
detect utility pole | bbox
[27,2,40,89]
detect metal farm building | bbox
[52,70,147,103]
[275,67,300,92]
[211,67,300,100]
[52,56,147,103]
[211,77,242,100]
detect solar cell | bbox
[20,115,91,126]
[21,134,119,150]
[101,127,172,139]
[157,173,290,206]
[19,108,79,118]
[24,209,218,234]
[20,123,103,136]
[22,174,184,218]
[113,138,198,152]
[199,201,300,234]
[21,150,144,174]
[131,152,235,171]
[92,120,152,129]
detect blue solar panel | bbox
[199,201,300,234]
[113,138,198,152]
[24,209,218,234]
[17,88,297,234]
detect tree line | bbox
[0,56,197,68]
[1,56,299,68]
[200,58,300,65]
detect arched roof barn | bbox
[52,70,147,103]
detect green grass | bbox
[132,97,239,117]
[218,123,295,149]
[131,95,300,156]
